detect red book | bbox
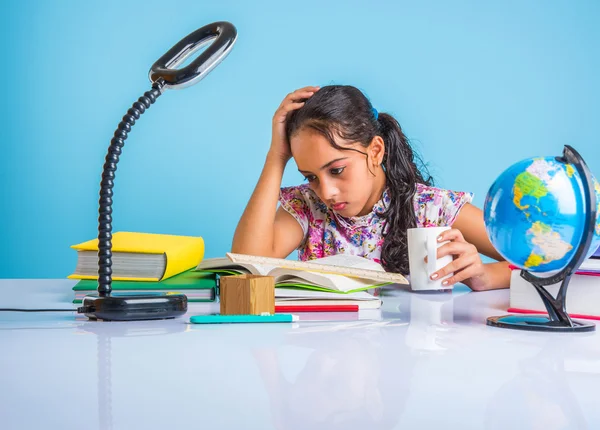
[275,304,359,313]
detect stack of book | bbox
[68,232,216,304]
[508,249,600,320]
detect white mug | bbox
[407,226,453,291]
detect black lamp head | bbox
[150,21,237,90]
[79,22,237,321]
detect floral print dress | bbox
[278,183,473,265]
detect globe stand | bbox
[487,145,597,333]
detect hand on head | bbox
[270,86,320,163]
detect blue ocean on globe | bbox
[484,156,600,273]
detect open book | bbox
[195,253,395,293]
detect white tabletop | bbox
[1,279,599,430]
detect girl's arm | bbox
[452,203,503,261]
[231,86,319,257]
[231,154,304,257]
[433,203,511,291]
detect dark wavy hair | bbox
[285,85,433,274]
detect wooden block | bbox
[220,274,275,315]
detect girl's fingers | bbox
[272,85,319,126]
[430,253,478,281]
[285,91,316,103]
[275,93,311,115]
[277,102,305,115]
[284,86,320,101]
[296,85,320,93]
[422,228,487,288]
[437,228,466,244]
[434,241,477,259]
[275,86,319,115]
[274,102,305,123]
[440,265,481,287]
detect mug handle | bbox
[426,232,438,276]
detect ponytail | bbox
[378,113,433,274]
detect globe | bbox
[484,156,600,273]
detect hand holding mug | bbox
[428,228,489,290]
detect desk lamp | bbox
[77,22,237,321]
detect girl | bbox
[232,85,510,291]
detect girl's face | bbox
[290,127,386,217]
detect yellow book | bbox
[68,232,205,281]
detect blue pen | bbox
[190,314,298,324]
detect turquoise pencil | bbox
[190,314,298,324]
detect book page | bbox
[309,254,385,272]
[275,287,377,300]
[272,271,381,293]
[267,254,388,289]
[195,257,273,276]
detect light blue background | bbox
[1,0,599,278]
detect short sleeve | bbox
[414,184,474,228]
[279,185,310,237]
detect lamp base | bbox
[487,315,595,332]
[78,293,187,321]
